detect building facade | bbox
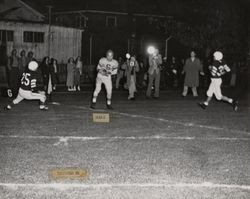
[0,0,83,84]
[0,0,83,63]
[0,21,82,63]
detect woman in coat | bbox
[50,58,59,91]
[18,50,28,76]
[74,56,83,91]
[66,57,75,91]
[182,51,204,97]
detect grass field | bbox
[0,89,249,199]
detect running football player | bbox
[199,51,238,111]
[91,50,118,110]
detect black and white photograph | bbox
[0,0,250,198]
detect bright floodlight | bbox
[147,46,156,54]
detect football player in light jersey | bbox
[199,51,238,111]
[91,50,118,110]
[4,61,48,111]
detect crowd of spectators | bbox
[5,45,249,100]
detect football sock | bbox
[107,99,111,105]
[92,97,97,103]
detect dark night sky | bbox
[22,0,249,29]
[24,0,250,15]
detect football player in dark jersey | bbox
[4,61,48,111]
[199,51,238,111]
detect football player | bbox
[4,61,48,111]
[91,50,118,110]
[199,51,238,111]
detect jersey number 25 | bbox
[21,73,31,86]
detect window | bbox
[75,15,87,29]
[34,32,44,43]
[7,30,14,41]
[106,16,117,27]
[23,31,44,43]
[0,30,14,41]
[56,16,63,25]
[23,31,33,42]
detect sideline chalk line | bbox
[0,134,250,147]
[0,182,250,190]
[0,134,250,141]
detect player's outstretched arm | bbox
[224,64,231,73]
[111,60,119,75]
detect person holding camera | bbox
[125,55,139,100]
[146,49,162,99]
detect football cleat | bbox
[4,105,12,110]
[198,102,207,109]
[106,104,113,110]
[39,105,49,111]
[90,102,96,110]
[232,100,238,112]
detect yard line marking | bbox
[0,135,250,142]
[72,105,250,135]
[50,102,61,105]
[0,182,250,190]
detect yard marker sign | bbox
[92,113,110,123]
[49,168,89,181]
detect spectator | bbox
[41,56,50,91]
[18,50,28,76]
[160,57,168,88]
[125,56,139,100]
[230,62,237,87]
[66,57,75,91]
[115,57,126,89]
[203,57,212,88]
[178,59,185,88]
[168,56,179,88]
[7,49,20,97]
[41,56,55,98]
[27,51,35,63]
[137,61,147,88]
[146,49,162,99]
[74,56,82,91]
[50,58,59,91]
[182,51,204,97]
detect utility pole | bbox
[89,34,93,65]
[165,36,172,58]
[46,5,53,57]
